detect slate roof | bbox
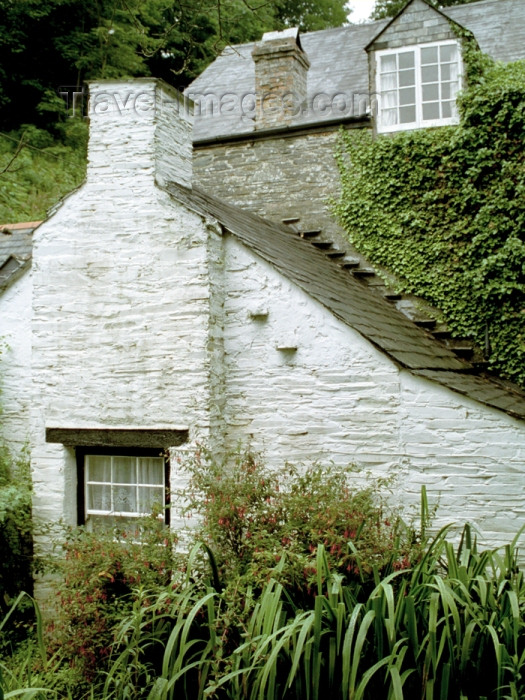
[165,181,525,421]
[0,222,39,292]
[189,0,525,141]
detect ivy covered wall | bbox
[334,57,525,388]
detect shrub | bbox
[46,516,179,687]
[0,443,33,604]
[0,442,33,655]
[181,448,423,604]
[3,448,525,700]
[102,525,525,700]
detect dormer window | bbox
[376,40,462,133]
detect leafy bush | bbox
[0,443,33,606]
[334,58,525,388]
[181,448,423,603]
[0,441,33,657]
[45,517,179,688]
[98,526,525,700]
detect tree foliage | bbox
[0,0,348,132]
[334,57,525,388]
[0,122,87,222]
[372,0,479,21]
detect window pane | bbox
[399,87,415,106]
[442,101,453,118]
[137,457,164,486]
[84,452,168,533]
[441,64,451,81]
[381,108,398,126]
[113,485,136,513]
[382,90,398,109]
[88,515,140,537]
[399,105,416,123]
[422,65,439,83]
[380,54,397,72]
[114,456,135,484]
[380,73,397,91]
[87,455,111,482]
[86,514,113,533]
[398,51,414,69]
[423,102,440,120]
[421,46,438,64]
[88,484,111,511]
[440,44,457,62]
[423,83,439,102]
[138,486,165,513]
[399,68,415,87]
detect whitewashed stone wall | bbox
[30,81,223,570]
[26,75,525,591]
[222,237,525,549]
[0,270,32,457]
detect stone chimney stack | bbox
[86,78,193,191]
[252,28,310,130]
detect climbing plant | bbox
[334,57,525,388]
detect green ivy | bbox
[334,58,525,388]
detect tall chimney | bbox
[252,28,310,130]
[86,78,193,190]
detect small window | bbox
[376,41,462,133]
[77,447,169,533]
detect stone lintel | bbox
[45,426,189,448]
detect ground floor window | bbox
[77,447,169,532]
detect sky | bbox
[347,0,377,23]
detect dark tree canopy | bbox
[0,0,348,131]
[372,0,479,20]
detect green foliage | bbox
[3,448,525,699]
[0,0,348,133]
[181,448,422,605]
[0,443,33,630]
[0,122,87,222]
[45,519,179,688]
[10,524,525,700]
[273,0,347,31]
[334,58,525,387]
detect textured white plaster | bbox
[30,81,221,601]
[0,270,32,457]
[18,75,525,605]
[87,80,193,189]
[223,238,525,548]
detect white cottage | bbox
[1,74,525,602]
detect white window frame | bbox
[376,40,463,133]
[78,448,169,532]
